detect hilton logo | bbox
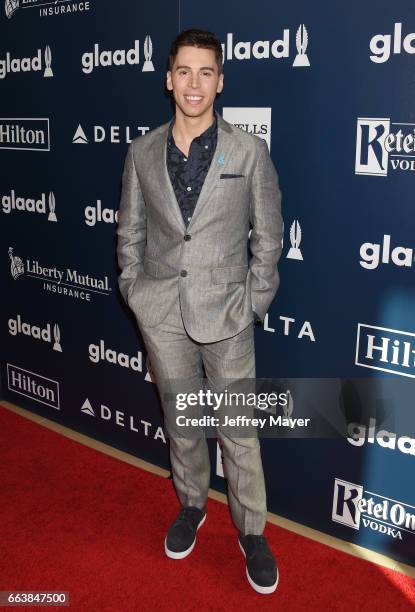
[332,478,415,540]
[355,117,415,176]
[0,118,50,151]
[222,107,271,150]
[7,363,60,410]
[81,35,154,74]
[0,45,53,79]
[355,323,415,378]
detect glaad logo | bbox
[7,363,60,410]
[332,478,415,540]
[8,246,111,301]
[222,107,271,149]
[347,417,415,457]
[88,339,143,372]
[355,117,415,176]
[360,235,413,270]
[370,23,415,64]
[0,45,53,79]
[80,398,166,442]
[8,315,62,352]
[0,118,50,151]
[221,25,310,67]
[355,323,415,378]
[2,190,57,221]
[81,35,154,74]
[72,123,149,144]
[286,220,303,260]
[85,200,118,226]
[5,0,91,20]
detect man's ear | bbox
[217,73,224,94]
[166,70,173,91]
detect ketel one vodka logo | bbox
[2,190,57,221]
[286,220,303,260]
[221,25,310,67]
[355,323,415,378]
[355,117,415,176]
[332,478,415,541]
[0,45,53,79]
[8,314,62,352]
[81,35,154,74]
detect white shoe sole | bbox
[238,539,279,594]
[164,512,207,559]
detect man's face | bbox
[166,46,224,119]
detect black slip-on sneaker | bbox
[164,506,206,559]
[238,534,279,594]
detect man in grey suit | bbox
[116,29,283,595]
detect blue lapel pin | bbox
[218,154,225,166]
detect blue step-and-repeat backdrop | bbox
[1,0,415,567]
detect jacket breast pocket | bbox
[211,265,248,284]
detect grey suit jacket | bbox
[116,112,283,343]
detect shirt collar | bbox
[167,113,217,149]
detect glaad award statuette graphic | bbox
[293,24,310,67]
[53,323,62,352]
[48,192,57,222]
[287,220,303,260]
[142,35,155,72]
[8,247,24,279]
[44,45,53,77]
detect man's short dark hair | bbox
[168,28,223,74]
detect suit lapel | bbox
[151,122,186,232]
[187,114,235,230]
[151,113,235,232]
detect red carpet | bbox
[1,404,414,611]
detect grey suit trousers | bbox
[138,293,267,536]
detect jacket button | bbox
[180,270,187,277]
[184,234,191,241]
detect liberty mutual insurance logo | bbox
[7,246,111,302]
[0,45,53,79]
[81,35,155,74]
[5,0,92,20]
